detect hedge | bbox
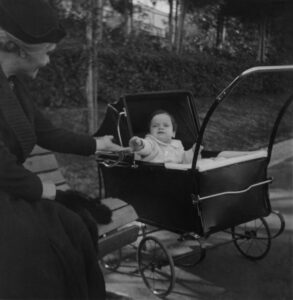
[29,44,292,108]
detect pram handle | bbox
[192,65,293,170]
[216,65,293,102]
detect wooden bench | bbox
[23,146,139,259]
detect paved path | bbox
[103,140,293,300]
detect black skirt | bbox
[0,194,105,299]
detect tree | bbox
[175,0,187,53]
[172,0,219,53]
[167,0,174,50]
[109,0,134,37]
[85,0,103,133]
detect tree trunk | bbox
[123,0,133,37]
[97,0,104,41]
[257,13,268,63]
[129,0,134,34]
[168,0,174,51]
[86,0,99,134]
[216,12,226,49]
[174,0,179,51]
[175,0,186,54]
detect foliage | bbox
[29,36,292,108]
[181,1,293,61]
[28,48,89,107]
[268,8,293,64]
[109,0,133,14]
[183,4,219,53]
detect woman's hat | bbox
[0,0,66,44]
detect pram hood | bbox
[95,90,200,150]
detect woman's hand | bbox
[95,135,125,152]
[129,136,144,152]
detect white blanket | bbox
[165,149,268,172]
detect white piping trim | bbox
[117,111,126,146]
[198,179,272,201]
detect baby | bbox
[129,110,202,164]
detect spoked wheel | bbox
[100,249,122,271]
[174,234,206,267]
[265,210,285,239]
[232,217,271,260]
[137,236,175,298]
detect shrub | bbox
[29,43,292,108]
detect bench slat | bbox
[36,170,67,185]
[98,225,139,258]
[30,145,51,156]
[100,198,130,211]
[24,154,60,174]
[56,184,70,191]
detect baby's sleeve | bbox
[135,137,159,161]
[136,138,154,156]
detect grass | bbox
[41,92,293,196]
[198,92,293,150]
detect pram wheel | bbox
[265,210,285,239]
[137,236,175,298]
[174,233,206,267]
[100,249,122,270]
[232,217,271,260]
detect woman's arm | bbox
[34,106,96,155]
[34,106,123,155]
[0,139,43,201]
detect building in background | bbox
[57,0,169,39]
[132,1,168,38]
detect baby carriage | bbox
[95,65,292,297]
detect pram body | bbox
[96,65,292,297]
[98,90,271,236]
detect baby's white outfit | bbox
[135,134,194,164]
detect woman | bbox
[0,0,122,298]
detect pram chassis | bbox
[96,65,292,298]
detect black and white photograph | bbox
[0,0,292,299]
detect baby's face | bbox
[150,113,175,143]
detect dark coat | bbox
[0,68,105,299]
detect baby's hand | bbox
[129,136,144,151]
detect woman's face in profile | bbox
[16,43,56,78]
